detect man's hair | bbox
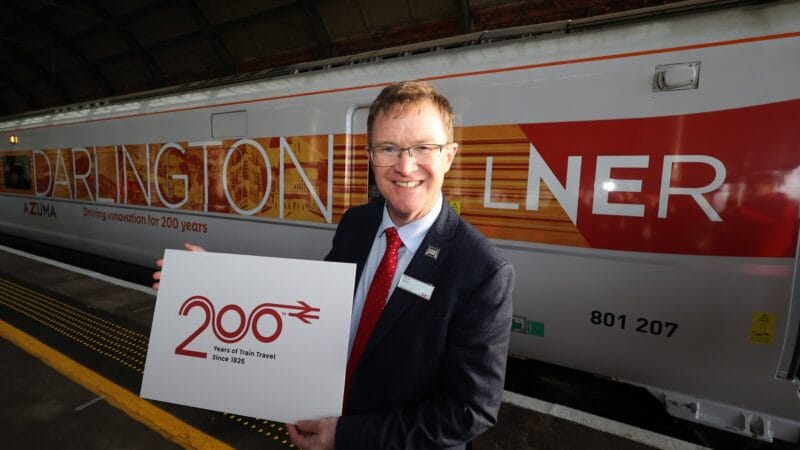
[367,80,455,143]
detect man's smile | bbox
[393,180,423,188]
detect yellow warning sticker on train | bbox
[749,312,776,344]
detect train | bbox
[1,0,798,443]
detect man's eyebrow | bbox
[372,139,438,146]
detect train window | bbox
[3,155,32,190]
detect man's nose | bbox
[393,150,417,174]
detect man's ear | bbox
[444,143,458,171]
[364,145,372,165]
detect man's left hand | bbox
[287,417,338,450]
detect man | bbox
[287,80,514,449]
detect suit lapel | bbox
[351,201,384,286]
[361,203,459,361]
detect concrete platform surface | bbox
[0,245,710,449]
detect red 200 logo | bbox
[174,295,321,358]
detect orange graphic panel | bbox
[332,133,369,223]
[448,125,588,247]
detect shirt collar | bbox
[379,194,443,254]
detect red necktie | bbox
[344,227,402,409]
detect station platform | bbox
[0,244,709,449]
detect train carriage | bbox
[1,0,799,443]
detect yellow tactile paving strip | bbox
[0,278,148,372]
[0,318,232,449]
[224,414,294,446]
[0,275,296,448]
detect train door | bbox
[778,235,800,383]
[346,106,381,205]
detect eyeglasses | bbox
[368,143,449,167]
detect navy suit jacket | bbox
[327,199,514,449]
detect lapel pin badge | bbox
[424,245,440,260]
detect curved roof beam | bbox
[457,0,473,33]
[81,0,166,81]
[7,1,167,81]
[178,0,237,69]
[302,0,333,59]
[0,39,72,104]
[5,0,114,97]
[210,1,305,32]
[60,1,320,73]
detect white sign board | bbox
[141,250,355,423]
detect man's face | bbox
[369,99,457,226]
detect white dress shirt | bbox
[348,194,443,356]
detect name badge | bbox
[398,274,435,300]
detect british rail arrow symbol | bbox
[262,300,320,324]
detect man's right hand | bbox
[152,242,207,290]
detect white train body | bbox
[1,1,799,442]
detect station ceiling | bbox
[0,0,683,119]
